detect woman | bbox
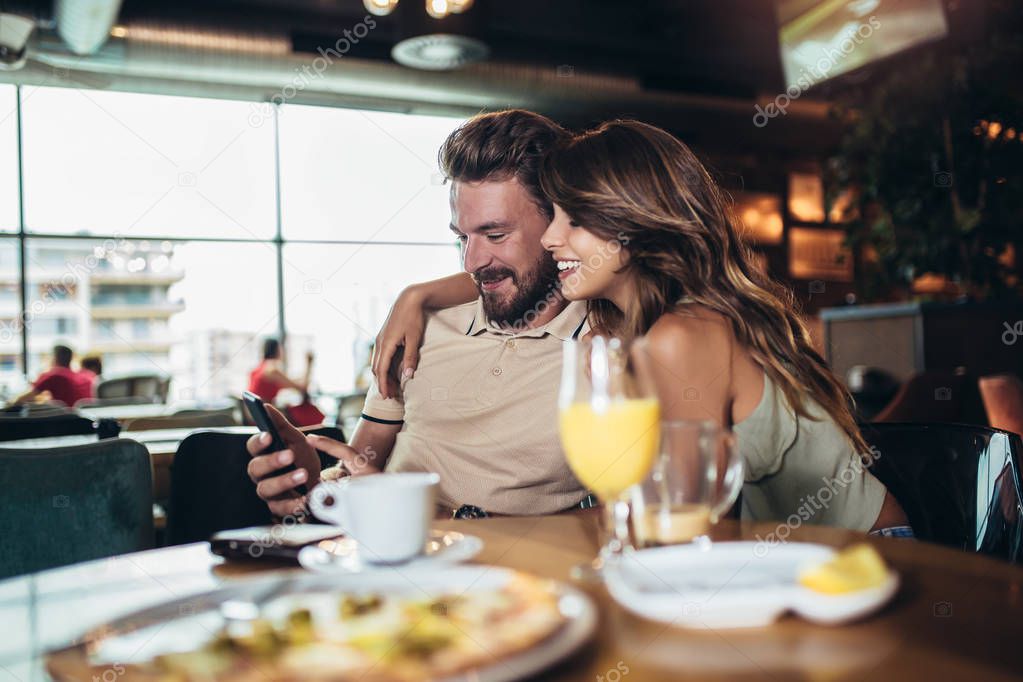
[376,120,908,533]
[248,338,314,402]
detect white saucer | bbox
[298,529,484,574]
[604,541,899,629]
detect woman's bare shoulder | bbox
[643,307,733,367]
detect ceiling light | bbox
[425,0,451,20]
[363,0,399,16]
[392,33,488,69]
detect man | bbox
[12,344,91,406]
[248,109,590,518]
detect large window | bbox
[0,85,17,231]
[0,238,21,396]
[278,106,456,244]
[2,86,462,402]
[281,244,460,394]
[21,88,277,239]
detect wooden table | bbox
[3,514,1022,681]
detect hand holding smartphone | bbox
[243,391,308,495]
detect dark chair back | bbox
[166,426,346,545]
[0,413,97,442]
[122,412,236,432]
[874,369,987,425]
[979,373,1023,437]
[860,422,1023,562]
[0,439,153,579]
[97,374,169,403]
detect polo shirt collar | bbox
[465,298,588,340]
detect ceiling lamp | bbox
[425,0,450,19]
[363,0,399,16]
[367,0,475,19]
[391,0,487,70]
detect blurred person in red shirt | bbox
[77,354,102,400]
[248,338,314,403]
[248,338,322,427]
[11,345,92,407]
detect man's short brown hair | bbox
[438,109,569,219]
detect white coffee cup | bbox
[308,472,440,564]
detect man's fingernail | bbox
[292,470,307,483]
[278,450,293,465]
[402,367,414,379]
[259,432,271,444]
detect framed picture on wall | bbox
[788,227,853,281]
[733,192,783,245]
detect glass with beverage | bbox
[631,421,743,548]
[559,335,661,578]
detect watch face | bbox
[453,505,488,519]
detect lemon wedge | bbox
[799,544,890,594]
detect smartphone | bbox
[242,390,308,495]
[209,525,341,562]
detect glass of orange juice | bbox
[559,336,660,579]
[631,421,743,549]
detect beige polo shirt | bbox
[361,299,589,515]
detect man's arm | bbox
[309,417,400,476]
[9,387,39,407]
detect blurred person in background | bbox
[248,338,314,403]
[77,354,103,399]
[11,344,92,407]
[248,338,323,426]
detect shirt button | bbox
[506,339,516,350]
[492,367,502,376]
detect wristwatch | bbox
[452,504,489,519]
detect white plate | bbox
[605,541,899,629]
[297,529,484,573]
[54,566,597,682]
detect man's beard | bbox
[474,254,561,327]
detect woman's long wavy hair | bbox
[539,120,867,453]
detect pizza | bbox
[67,574,567,682]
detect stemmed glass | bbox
[558,335,661,579]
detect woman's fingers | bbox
[401,331,422,379]
[372,338,399,399]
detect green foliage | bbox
[826,1,1023,302]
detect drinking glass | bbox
[631,421,743,548]
[559,335,661,579]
